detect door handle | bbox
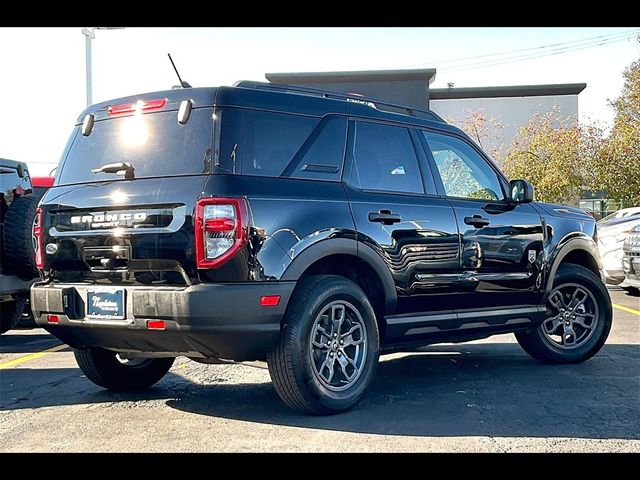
[464,215,490,228]
[368,210,402,225]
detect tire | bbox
[3,194,40,278]
[0,298,28,334]
[74,347,174,391]
[622,286,640,297]
[17,301,36,329]
[516,264,612,364]
[268,275,380,415]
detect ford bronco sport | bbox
[31,82,612,414]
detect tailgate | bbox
[39,176,208,285]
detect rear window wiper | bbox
[91,162,135,180]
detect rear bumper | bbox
[31,281,295,361]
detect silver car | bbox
[622,224,640,295]
[597,208,640,285]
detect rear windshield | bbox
[57,108,213,185]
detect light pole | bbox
[81,27,125,106]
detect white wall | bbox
[430,94,579,163]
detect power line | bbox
[396,28,640,69]
[441,31,639,72]
[394,28,640,70]
[439,32,639,73]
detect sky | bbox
[1,27,639,176]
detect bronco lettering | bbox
[70,212,148,227]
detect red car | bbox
[15,175,54,329]
[31,176,54,199]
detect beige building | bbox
[430,84,585,159]
[266,69,585,163]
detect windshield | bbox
[57,108,213,185]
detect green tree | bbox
[447,60,639,206]
[597,59,640,205]
[454,108,504,159]
[501,58,640,206]
[501,111,585,204]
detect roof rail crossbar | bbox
[233,80,445,123]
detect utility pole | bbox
[81,27,125,106]
[81,27,95,106]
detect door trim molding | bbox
[414,271,532,284]
[384,305,545,341]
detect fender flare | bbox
[281,238,397,314]
[544,235,602,296]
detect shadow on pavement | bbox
[165,343,639,440]
[0,333,60,354]
[2,342,638,439]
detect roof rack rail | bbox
[233,80,445,123]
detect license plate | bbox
[86,288,125,319]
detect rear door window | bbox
[57,108,214,185]
[347,121,424,194]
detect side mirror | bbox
[509,179,534,204]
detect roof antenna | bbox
[167,53,192,88]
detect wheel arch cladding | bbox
[546,237,602,294]
[281,238,397,316]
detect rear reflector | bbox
[108,98,167,116]
[47,314,59,324]
[146,320,166,330]
[260,295,280,307]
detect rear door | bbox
[344,120,459,315]
[419,130,545,309]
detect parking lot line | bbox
[0,344,67,369]
[612,303,640,316]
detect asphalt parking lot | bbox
[1,287,638,453]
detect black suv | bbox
[31,82,612,414]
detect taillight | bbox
[33,207,43,269]
[107,98,167,116]
[195,198,249,269]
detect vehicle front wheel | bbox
[516,264,612,364]
[74,348,174,391]
[268,275,380,415]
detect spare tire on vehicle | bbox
[0,298,28,334]
[3,194,40,278]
